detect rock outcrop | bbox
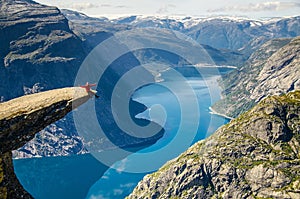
[1,0,164,159]
[0,0,90,158]
[0,0,85,100]
[127,90,300,199]
[2,0,299,158]
[0,87,95,198]
[212,36,300,118]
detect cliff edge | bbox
[0,87,94,198]
[127,90,300,199]
[212,36,300,118]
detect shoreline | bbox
[209,107,234,120]
[184,64,238,69]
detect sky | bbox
[34,0,300,19]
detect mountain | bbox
[1,1,299,158]
[212,36,300,118]
[62,12,300,68]
[127,90,300,199]
[12,122,87,158]
[0,87,93,198]
[185,16,300,53]
[104,15,300,55]
[0,0,89,158]
[0,0,85,100]
[62,10,247,67]
[61,9,128,52]
[1,0,164,159]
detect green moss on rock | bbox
[0,187,7,199]
[128,91,300,199]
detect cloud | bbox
[208,1,300,13]
[63,3,127,11]
[115,5,127,8]
[66,3,99,11]
[100,4,112,8]
[156,4,176,14]
[100,4,128,8]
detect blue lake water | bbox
[14,67,231,199]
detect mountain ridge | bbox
[1,0,165,159]
[63,10,300,67]
[127,90,300,199]
[1,0,299,159]
[99,14,300,53]
[212,36,300,118]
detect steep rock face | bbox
[127,90,300,199]
[97,15,300,54]
[63,10,246,67]
[0,0,87,155]
[64,12,300,68]
[0,0,85,100]
[0,87,93,153]
[0,87,94,198]
[186,16,299,52]
[61,9,128,52]
[1,1,164,158]
[12,123,87,158]
[251,38,300,100]
[0,152,32,199]
[212,36,300,118]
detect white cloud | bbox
[67,3,99,11]
[100,4,112,8]
[208,1,300,12]
[100,4,128,8]
[156,4,177,14]
[115,5,127,8]
[60,2,128,12]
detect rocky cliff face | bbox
[86,15,300,55]
[0,87,94,198]
[127,90,300,199]
[0,0,90,158]
[0,152,32,199]
[1,0,162,158]
[0,87,93,154]
[212,36,300,118]
[61,9,127,52]
[186,16,300,53]
[2,1,299,159]
[12,122,87,158]
[0,0,85,100]
[62,10,247,67]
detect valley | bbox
[0,0,299,198]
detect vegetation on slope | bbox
[212,37,299,118]
[128,91,300,199]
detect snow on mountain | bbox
[70,13,299,53]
